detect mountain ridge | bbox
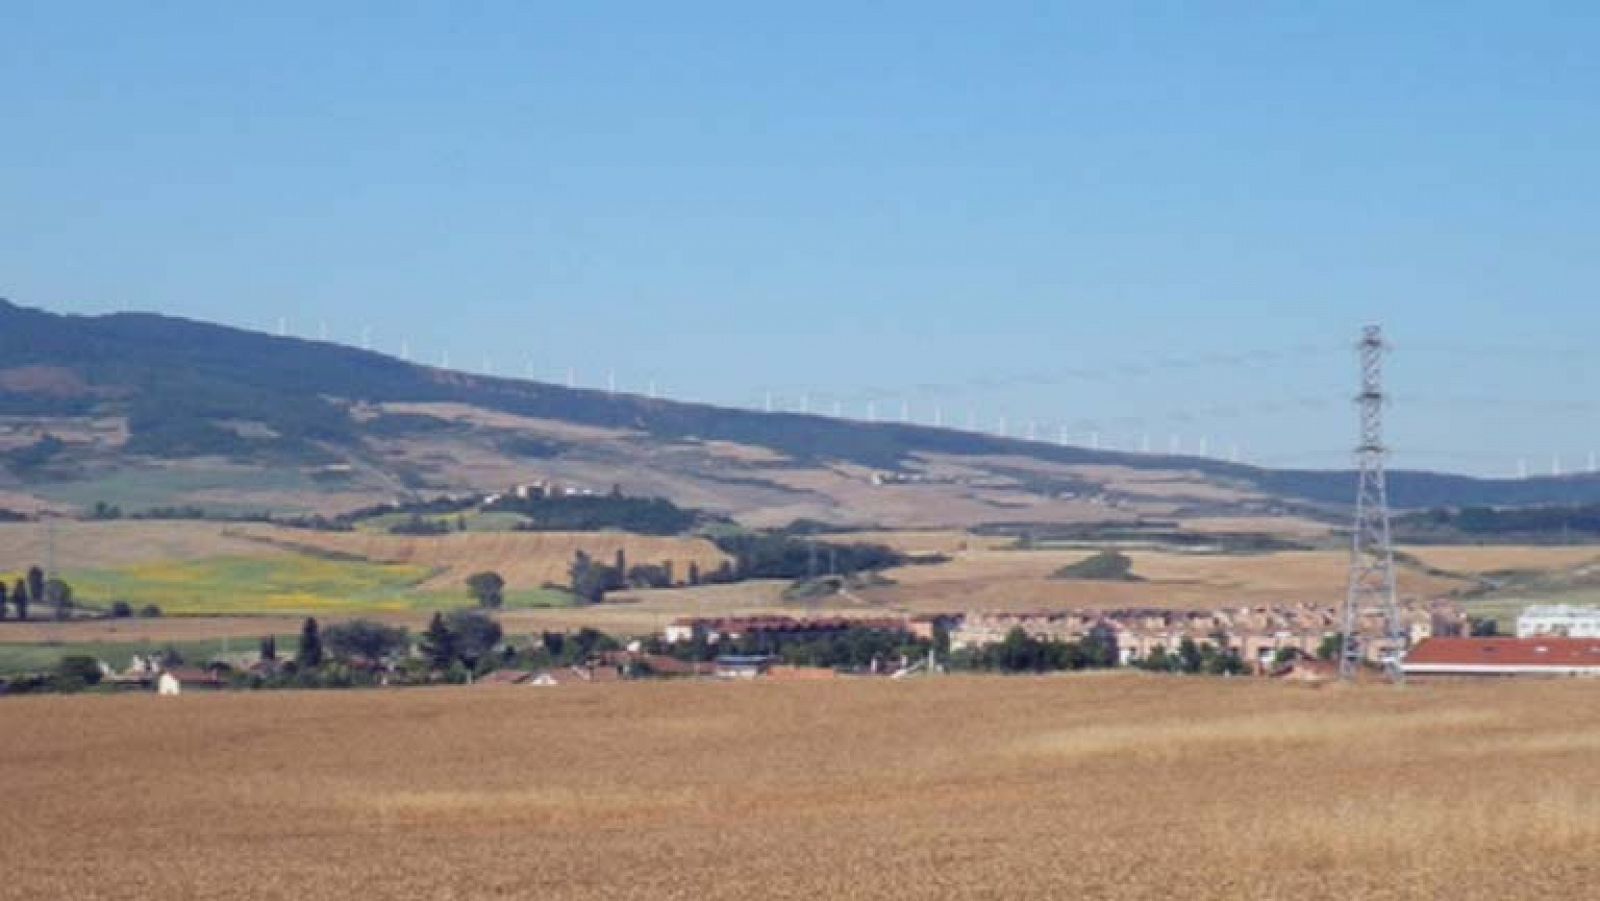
[1,298,1596,522]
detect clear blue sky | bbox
[3,2,1598,475]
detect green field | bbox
[3,553,580,618]
[0,635,301,676]
[33,465,328,517]
[58,556,436,615]
[411,586,577,611]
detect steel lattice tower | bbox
[1339,325,1404,682]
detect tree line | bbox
[0,566,76,622]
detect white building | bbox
[1517,605,1600,639]
[157,672,182,696]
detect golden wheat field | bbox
[226,523,730,593]
[863,546,1473,613]
[3,675,1599,900]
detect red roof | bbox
[162,667,224,685]
[1405,637,1600,669]
[477,669,533,686]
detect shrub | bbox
[55,655,104,688]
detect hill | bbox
[4,298,1599,528]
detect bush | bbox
[466,571,505,609]
[55,655,104,687]
[110,600,133,618]
[139,604,164,618]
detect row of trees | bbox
[950,626,1121,673]
[566,550,682,604]
[0,566,73,622]
[1132,637,1248,676]
[708,531,905,581]
[225,612,508,689]
[492,487,699,535]
[244,614,626,688]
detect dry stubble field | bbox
[3,675,1599,900]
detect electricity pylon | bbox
[1339,325,1404,682]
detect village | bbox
[29,594,1600,696]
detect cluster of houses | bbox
[659,603,1600,682]
[937,601,1469,672]
[102,655,228,695]
[57,603,1600,695]
[663,615,908,645]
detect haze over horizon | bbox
[4,3,1598,477]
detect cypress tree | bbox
[26,566,44,609]
[0,582,7,620]
[12,578,28,621]
[296,617,323,669]
[421,612,458,670]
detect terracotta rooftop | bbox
[476,669,534,686]
[1405,637,1600,670]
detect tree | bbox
[1082,625,1121,668]
[260,634,277,662]
[138,604,162,618]
[445,609,502,667]
[1139,646,1174,672]
[44,579,72,621]
[110,600,132,618]
[0,582,7,621]
[1469,617,1499,637]
[421,612,459,670]
[296,617,324,668]
[466,571,506,609]
[324,619,409,662]
[10,578,25,621]
[1177,637,1204,673]
[26,567,44,610]
[625,563,672,589]
[569,550,611,605]
[55,655,104,690]
[1316,633,1344,662]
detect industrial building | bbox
[1402,637,1600,678]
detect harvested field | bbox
[3,675,1598,899]
[1405,545,1600,574]
[1179,514,1337,539]
[0,615,315,644]
[499,580,870,635]
[825,529,1011,555]
[226,524,729,593]
[864,546,1471,613]
[0,520,281,569]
